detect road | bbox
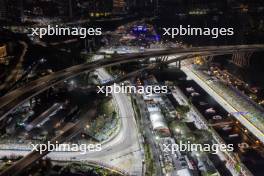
[0,68,143,176]
[0,109,95,176]
[171,86,250,176]
[181,63,264,144]
[1,44,264,121]
[78,68,143,175]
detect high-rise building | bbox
[158,0,228,16]
[82,0,112,18]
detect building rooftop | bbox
[149,111,168,130]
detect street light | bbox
[39,58,46,63]
[175,128,180,133]
[70,80,75,86]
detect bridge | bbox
[0,45,264,122]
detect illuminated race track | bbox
[1,44,264,175]
[0,69,143,176]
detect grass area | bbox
[98,98,115,117]
[170,120,212,143]
[0,162,13,173]
[176,104,190,118]
[81,53,92,62]
[144,143,155,176]
[63,162,122,176]
[0,159,123,176]
[87,98,119,141]
[131,97,141,123]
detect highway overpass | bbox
[0,44,264,122]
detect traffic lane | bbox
[180,66,264,142]
[0,52,192,117]
[0,69,139,159]
[0,109,97,176]
[177,75,264,175]
[0,67,142,174]
[0,64,97,120]
[63,68,140,160]
[0,52,255,119]
[2,44,264,109]
[179,79,259,147]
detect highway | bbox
[0,68,143,176]
[1,45,264,121]
[0,45,264,175]
[0,109,96,176]
[25,103,61,131]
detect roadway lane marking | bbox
[182,65,264,142]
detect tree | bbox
[176,105,190,118]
